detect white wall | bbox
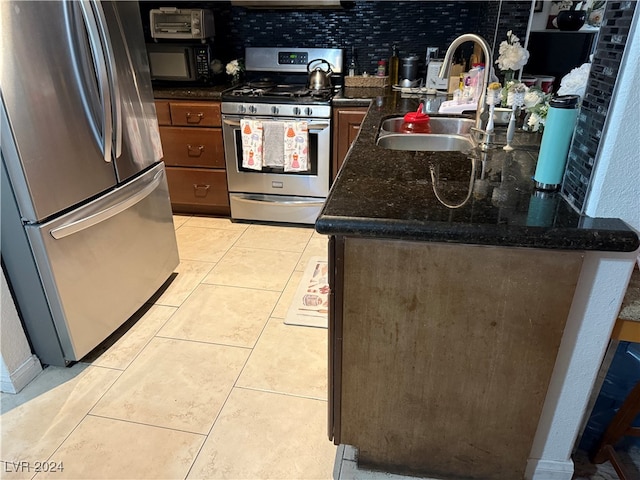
[1,267,42,393]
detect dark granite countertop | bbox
[153,84,229,100]
[317,88,639,252]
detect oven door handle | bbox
[222,118,330,131]
[223,119,242,127]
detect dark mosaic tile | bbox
[561,0,636,213]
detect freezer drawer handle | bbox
[187,144,205,157]
[49,170,164,240]
[193,184,211,197]
[186,112,204,123]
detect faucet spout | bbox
[438,34,498,132]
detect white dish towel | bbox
[240,119,263,170]
[283,121,309,172]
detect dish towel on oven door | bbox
[262,121,285,168]
[284,121,308,172]
[240,119,263,170]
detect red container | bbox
[400,106,431,133]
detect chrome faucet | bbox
[438,34,498,136]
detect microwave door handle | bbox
[91,0,122,159]
[76,0,113,163]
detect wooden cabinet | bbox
[329,236,583,479]
[332,107,367,181]
[155,99,229,215]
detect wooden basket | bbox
[344,75,389,88]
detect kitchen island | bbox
[319,88,639,479]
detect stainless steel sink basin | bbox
[377,133,475,152]
[380,116,475,135]
[377,116,476,152]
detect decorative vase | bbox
[556,10,587,31]
[502,69,515,84]
[231,73,243,86]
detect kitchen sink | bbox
[377,133,475,152]
[377,116,476,152]
[379,116,475,135]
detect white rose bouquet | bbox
[557,62,592,98]
[522,88,551,132]
[522,60,591,132]
[226,59,244,83]
[496,30,530,81]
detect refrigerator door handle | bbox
[91,0,122,159]
[77,0,113,163]
[49,169,164,240]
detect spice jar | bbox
[376,60,387,77]
[400,105,431,133]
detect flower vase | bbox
[503,69,515,84]
[231,73,243,86]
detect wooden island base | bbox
[329,237,584,479]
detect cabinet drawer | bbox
[159,127,225,168]
[155,101,171,126]
[166,167,229,208]
[169,102,221,127]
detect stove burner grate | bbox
[227,83,334,101]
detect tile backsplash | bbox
[561,1,636,213]
[142,1,530,76]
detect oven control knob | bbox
[293,107,302,116]
[248,105,257,114]
[271,106,279,115]
[305,107,313,116]
[238,105,246,114]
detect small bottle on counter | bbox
[376,59,387,77]
[389,45,399,85]
[348,46,357,77]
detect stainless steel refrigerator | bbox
[1,0,179,366]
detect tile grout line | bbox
[233,384,328,403]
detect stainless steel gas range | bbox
[221,47,343,224]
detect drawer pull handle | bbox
[193,184,210,198]
[186,112,204,123]
[187,144,204,156]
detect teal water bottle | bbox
[533,95,580,191]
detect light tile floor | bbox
[1,215,637,480]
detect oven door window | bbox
[233,127,319,175]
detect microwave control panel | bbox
[195,47,211,80]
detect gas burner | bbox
[247,80,276,89]
[225,83,334,103]
[229,87,270,96]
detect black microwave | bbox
[146,43,211,84]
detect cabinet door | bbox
[165,167,229,209]
[159,126,225,168]
[332,107,367,180]
[155,101,171,126]
[169,101,221,127]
